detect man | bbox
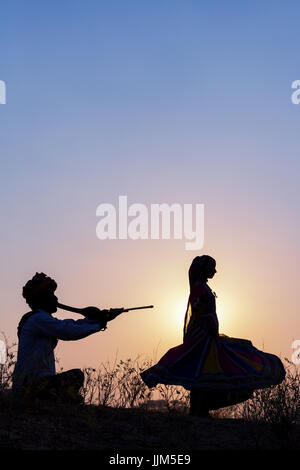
[12,272,109,403]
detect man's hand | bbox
[79,306,126,330]
[105,308,124,322]
[81,306,124,323]
[81,306,106,322]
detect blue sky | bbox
[0,1,299,367]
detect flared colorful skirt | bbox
[140,329,285,394]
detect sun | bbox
[173,297,189,329]
[158,286,238,345]
[164,291,235,340]
[161,294,188,340]
[215,295,237,334]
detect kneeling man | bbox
[12,272,108,403]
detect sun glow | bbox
[172,297,189,331]
[215,296,236,335]
[159,286,239,347]
[160,293,189,344]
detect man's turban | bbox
[22,272,57,304]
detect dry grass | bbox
[0,335,16,394]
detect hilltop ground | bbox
[0,398,299,452]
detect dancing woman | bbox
[141,255,285,417]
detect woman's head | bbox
[188,255,216,287]
[22,272,58,313]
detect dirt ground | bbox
[0,399,299,451]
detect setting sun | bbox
[158,293,189,343]
[171,297,189,332]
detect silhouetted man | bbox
[12,272,107,403]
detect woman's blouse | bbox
[184,281,219,340]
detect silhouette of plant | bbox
[0,335,16,393]
[81,356,154,408]
[156,384,190,413]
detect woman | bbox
[140,255,285,417]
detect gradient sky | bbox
[1,1,299,371]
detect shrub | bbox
[0,335,16,393]
[81,356,154,408]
